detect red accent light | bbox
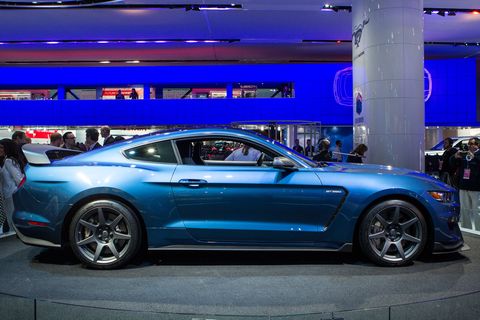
[17,176,26,189]
[336,40,341,44]
[27,221,49,227]
[473,11,480,15]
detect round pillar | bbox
[352,0,424,171]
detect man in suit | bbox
[101,126,115,146]
[85,128,102,151]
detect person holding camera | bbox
[439,137,458,186]
[451,137,480,230]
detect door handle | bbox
[178,179,208,188]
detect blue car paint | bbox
[12,128,462,252]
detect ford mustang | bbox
[13,128,464,269]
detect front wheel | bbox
[359,200,427,267]
[69,200,142,269]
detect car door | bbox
[171,137,326,244]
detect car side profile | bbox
[425,136,474,157]
[13,128,464,269]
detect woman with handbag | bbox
[0,138,24,234]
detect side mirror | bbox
[273,157,297,170]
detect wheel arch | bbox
[352,193,434,255]
[61,194,148,250]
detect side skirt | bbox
[148,243,353,253]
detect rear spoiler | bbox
[22,144,82,165]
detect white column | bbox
[352,0,424,171]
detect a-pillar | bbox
[352,0,424,171]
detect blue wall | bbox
[0,60,476,126]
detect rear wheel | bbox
[69,200,142,269]
[359,200,427,267]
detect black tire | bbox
[69,200,142,269]
[359,199,427,267]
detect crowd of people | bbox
[438,137,480,230]
[292,138,368,163]
[0,126,123,235]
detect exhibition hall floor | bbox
[0,234,479,319]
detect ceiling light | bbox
[126,60,140,64]
[473,10,480,15]
[0,39,240,46]
[0,0,116,8]
[99,61,110,64]
[321,4,351,12]
[0,1,242,10]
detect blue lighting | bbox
[0,60,476,127]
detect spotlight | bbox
[322,4,336,12]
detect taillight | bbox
[17,175,26,189]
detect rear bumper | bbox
[12,223,60,248]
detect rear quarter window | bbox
[124,141,177,163]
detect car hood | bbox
[314,162,453,190]
[320,162,414,174]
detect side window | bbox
[125,141,177,163]
[176,138,279,166]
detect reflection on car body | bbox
[13,128,464,269]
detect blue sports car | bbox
[13,128,463,269]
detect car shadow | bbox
[30,247,470,271]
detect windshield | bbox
[430,138,458,151]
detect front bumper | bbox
[433,241,469,254]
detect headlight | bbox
[428,191,453,203]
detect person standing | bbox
[100,126,115,146]
[62,132,82,151]
[85,128,102,151]
[451,137,480,230]
[347,144,368,163]
[304,139,314,158]
[225,145,261,161]
[11,131,28,168]
[313,139,332,162]
[0,139,24,234]
[115,89,125,100]
[332,140,343,162]
[292,139,304,154]
[439,137,458,186]
[129,88,139,100]
[49,132,63,147]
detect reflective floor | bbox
[0,234,479,318]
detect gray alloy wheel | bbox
[359,199,427,267]
[69,200,142,269]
